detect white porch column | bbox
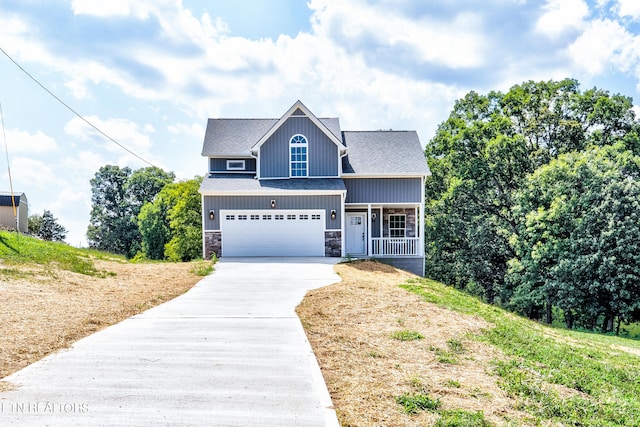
[367,204,372,257]
[421,176,426,276]
[341,192,346,257]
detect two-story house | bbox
[199,101,430,275]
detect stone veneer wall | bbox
[383,208,417,238]
[204,231,222,259]
[325,231,342,257]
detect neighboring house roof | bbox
[200,174,346,194]
[0,192,25,206]
[341,131,431,176]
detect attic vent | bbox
[292,108,305,116]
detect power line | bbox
[0,47,158,168]
[0,102,19,235]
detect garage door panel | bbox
[221,210,325,257]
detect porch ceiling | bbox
[345,204,420,209]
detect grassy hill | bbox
[297,261,640,426]
[0,231,123,276]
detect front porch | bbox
[344,205,424,259]
[343,204,424,276]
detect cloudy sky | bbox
[1,0,640,246]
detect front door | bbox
[345,213,366,255]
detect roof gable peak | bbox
[251,100,346,155]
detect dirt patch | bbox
[0,260,203,380]
[297,260,530,426]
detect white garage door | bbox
[221,210,325,257]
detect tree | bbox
[87,165,136,256]
[424,79,639,305]
[87,165,174,258]
[164,178,202,262]
[137,177,202,261]
[29,210,68,242]
[28,214,43,235]
[138,194,171,260]
[126,166,176,217]
[509,144,640,332]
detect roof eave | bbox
[203,153,253,158]
[341,172,431,178]
[199,189,347,196]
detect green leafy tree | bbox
[164,178,202,262]
[28,210,67,242]
[87,165,174,258]
[509,144,640,332]
[28,214,43,235]
[137,195,171,260]
[137,177,202,261]
[425,79,639,306]
[126,166,176,217]
[87,165,136,256]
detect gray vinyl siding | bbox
[372,208,381,237]
[209,158,256,172]
[260,117,339,178]
[344,178,423,204]
[203,194,342,230]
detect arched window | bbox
[289,134,308,177]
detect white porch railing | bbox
[371,237,420,256]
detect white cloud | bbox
[168,122,205,138]
[568,19,640,74]
[0,13,162,101]
[61,150,105,175]
[618,0,640,19]
[69,0,172,19]
[4,128,57,154]
[64,116,153,156]
[6,157,61,190]
[308,0,487,69]
[535,0,590,38]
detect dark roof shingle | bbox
[201,118,342,157]
[341,131,430,176]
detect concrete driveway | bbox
[0,258,341,426]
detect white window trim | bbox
[226,159,246,171]
[289,134,309,178]
[389,214,406,238]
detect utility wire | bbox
[0,102,19,234]
[0,47,157,168]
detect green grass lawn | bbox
[0,231,124,276]
[402,277,640,427]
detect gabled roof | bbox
[342,131,431,176]
[0,192,25,207]
[250,100,346,156]
[201,119,277,157]
[201,113,343,157]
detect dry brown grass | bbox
[297,260,531,426]
[0,259,202,380]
